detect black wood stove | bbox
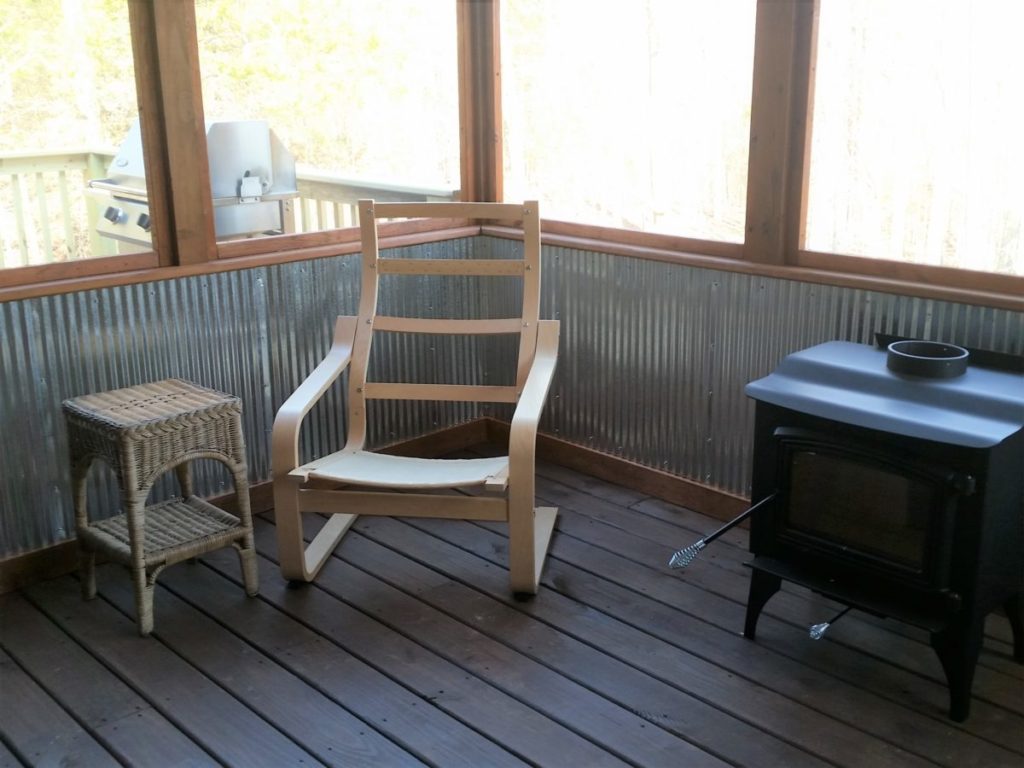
[742,340,1023,721]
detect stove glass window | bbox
[785,450,933,571]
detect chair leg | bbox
[174,461,194,499]
[274,478,355,582]
[134,568,156,637]
[79,548,96,600]
[71,457,95,600]
[508,498,558,595]
[238,546,259,597]
[230,465,258,596]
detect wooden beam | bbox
[127,0,174,267]
[457,0,502,201]
[151,0,216,264]
[743,0,817,265]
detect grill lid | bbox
[746,341,1024,448]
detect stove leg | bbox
[930,615,984,722]
[744,570,781,640]
[1004,593,1024,663]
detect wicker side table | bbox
[63,378,258,635]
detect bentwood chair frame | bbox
[271,199,559,594]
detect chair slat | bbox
[363,383,519,403]
[372,316,523,334]
[371,201,528,221]
[377,258,525,276]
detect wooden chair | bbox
[271,200,559,594]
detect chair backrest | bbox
[345,200,542,450]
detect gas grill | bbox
[87,119,298,249]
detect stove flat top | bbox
[746,341,1024,447]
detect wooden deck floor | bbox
[1,459,1022,767]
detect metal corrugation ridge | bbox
[476,235,1024,499]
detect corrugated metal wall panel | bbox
[1,236,1021,556]
[479,237,1023,498]
[0,238,484,557]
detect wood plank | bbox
[531,465,1024,682]
[627,494,1020,660]
[0,740,21,768]
[528,475,1024,720]
[326,528,827,767]
[94,566,424,768]
[153,551,528,768]
[267,516,728,768]
[21,577,325,767]
[0,593,213,767]
[207,523,631,768]
[354,517,934,768]
[0,648,118,768]
[402,512,1023,766]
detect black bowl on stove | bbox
[886,340,970,379]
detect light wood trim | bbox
[743,0,817,265]
[373,316,524,334]
[270,316,358,480]
[377,258,524,276]
[363,383,520,403]
[298,489,507,521]
[515,202,542,389]
[372,201,526,221]
[457,0,501,201]
[151,1,216,265]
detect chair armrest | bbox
[272,316,358,476]
[509,320,560,466]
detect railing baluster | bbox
[58,169,77,260]
[11,174,30,266]
[35,172,54,263]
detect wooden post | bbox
[457,0,502,202]
[742,0,818,266]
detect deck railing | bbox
[1,149,457,269]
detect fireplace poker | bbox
[809,605,852,640]
[668,494,777,569]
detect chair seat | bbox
[295,450,509,489]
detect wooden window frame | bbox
[3,0,1021,312]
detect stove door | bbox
[769,428,969,590]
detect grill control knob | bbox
[103,206,125,224]
[137,213,151,232]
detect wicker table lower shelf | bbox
[80,496,251,569]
